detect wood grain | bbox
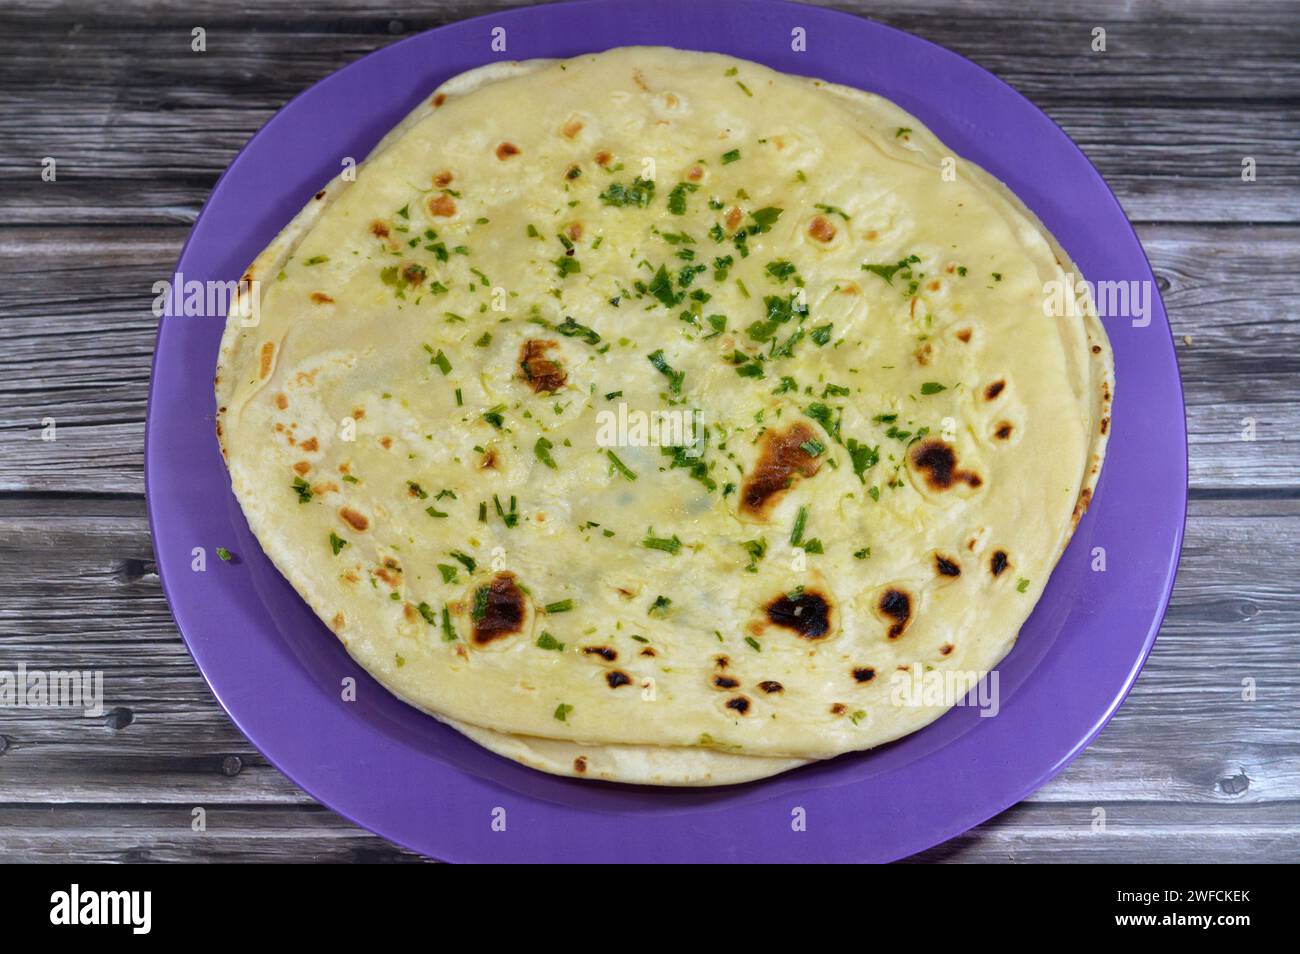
[0,0,1297,862]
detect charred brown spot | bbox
[808,215,837,242]
[1100,417,1110,435]
[1072,487,1093,526]
[766,589,832,640]
[758,680,784,694]
[956,328,972,343]
[428,193,456,217]
[495,141,520,160]
[879,588,912,639]
[984,380,1006,401]
[910,439,982,491]
[939,643,954,656]
[995,422,1013,440]
[338,507,368,531]
[314,190,326,200]
[1091,344,1102,354]
[433,169,454,187]
[935,555,961,577]
[714,655,730,670]
[471,573,526,646]
[990,550,1010,577]
[713,674,740,690]
[725,695,751,715]
[431,93,446,107]
[852,667,876,683]
[830,703,847,715]
[582,646,617,662]
[605,670,632,689]
[741,422,823,516]
[640,647,656,657]
[519,339,567,393]
[573,756,587,773]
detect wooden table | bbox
[1,0,1296,862]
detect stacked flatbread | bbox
[216,48,1112,785]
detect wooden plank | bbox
[2,224,1295,493]
[0,800,1294,863]
[1,497,1296,812]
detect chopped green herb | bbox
[536,631,565,651]
[606,450,637,481]
[545,599,575,614]
[534,436,558,469]
[553,703,574,722]
[216,547,233,562]
[329,532,347,556]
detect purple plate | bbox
[146,0,1186,862]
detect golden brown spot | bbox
[935,554,961,577]
[379,436,393,449]
[338,507,369,532]
[808,215,837,242]
[519,339,566,393]
[310,292,334,305]
[939,643,954,656]
[300,437,318,453]
[1072,487,1094,527]
[375,565,400,588]
[562,117,584,139]
[914,343,932,366]
[879,588,912,640]
[910,439,982,491]
[331,613,345,630]
[632,69,649,91]
[342,571,359,583]
[495,141,520,160]
[725,695,751,715]
[725,206,743,231]
[740,422,823,516]
[984,380,1006,401]
[582,646,618,662]
[259,341,275,379]
[566,222,583,240]
[840,282,860,295]
[471,572,527,646]
[866,230,879,240]
[292,461,311,476]
[573,756,588,773]
[640,647,657,657]
[479,448,498,470]
[852,667,876,683]
[274,393,288,410]
[995,422,1013,440]
[428,193,456,217]
[606,670,632,689]
[830,703,848,716]
[956,328,972,343]
[403,603,417,623]
[433,169,454,187]
[369,220,391,238]
[431,92,446,107]
[927,279,941,292]
[351,408,365,420]
[686,165,704,181]
[765,589,832,640]
[712,674,740,690]
[595,150,612,167]
[758,680,784,694]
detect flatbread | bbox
[216,47,1113,783]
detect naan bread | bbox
[216,47,1112,784]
